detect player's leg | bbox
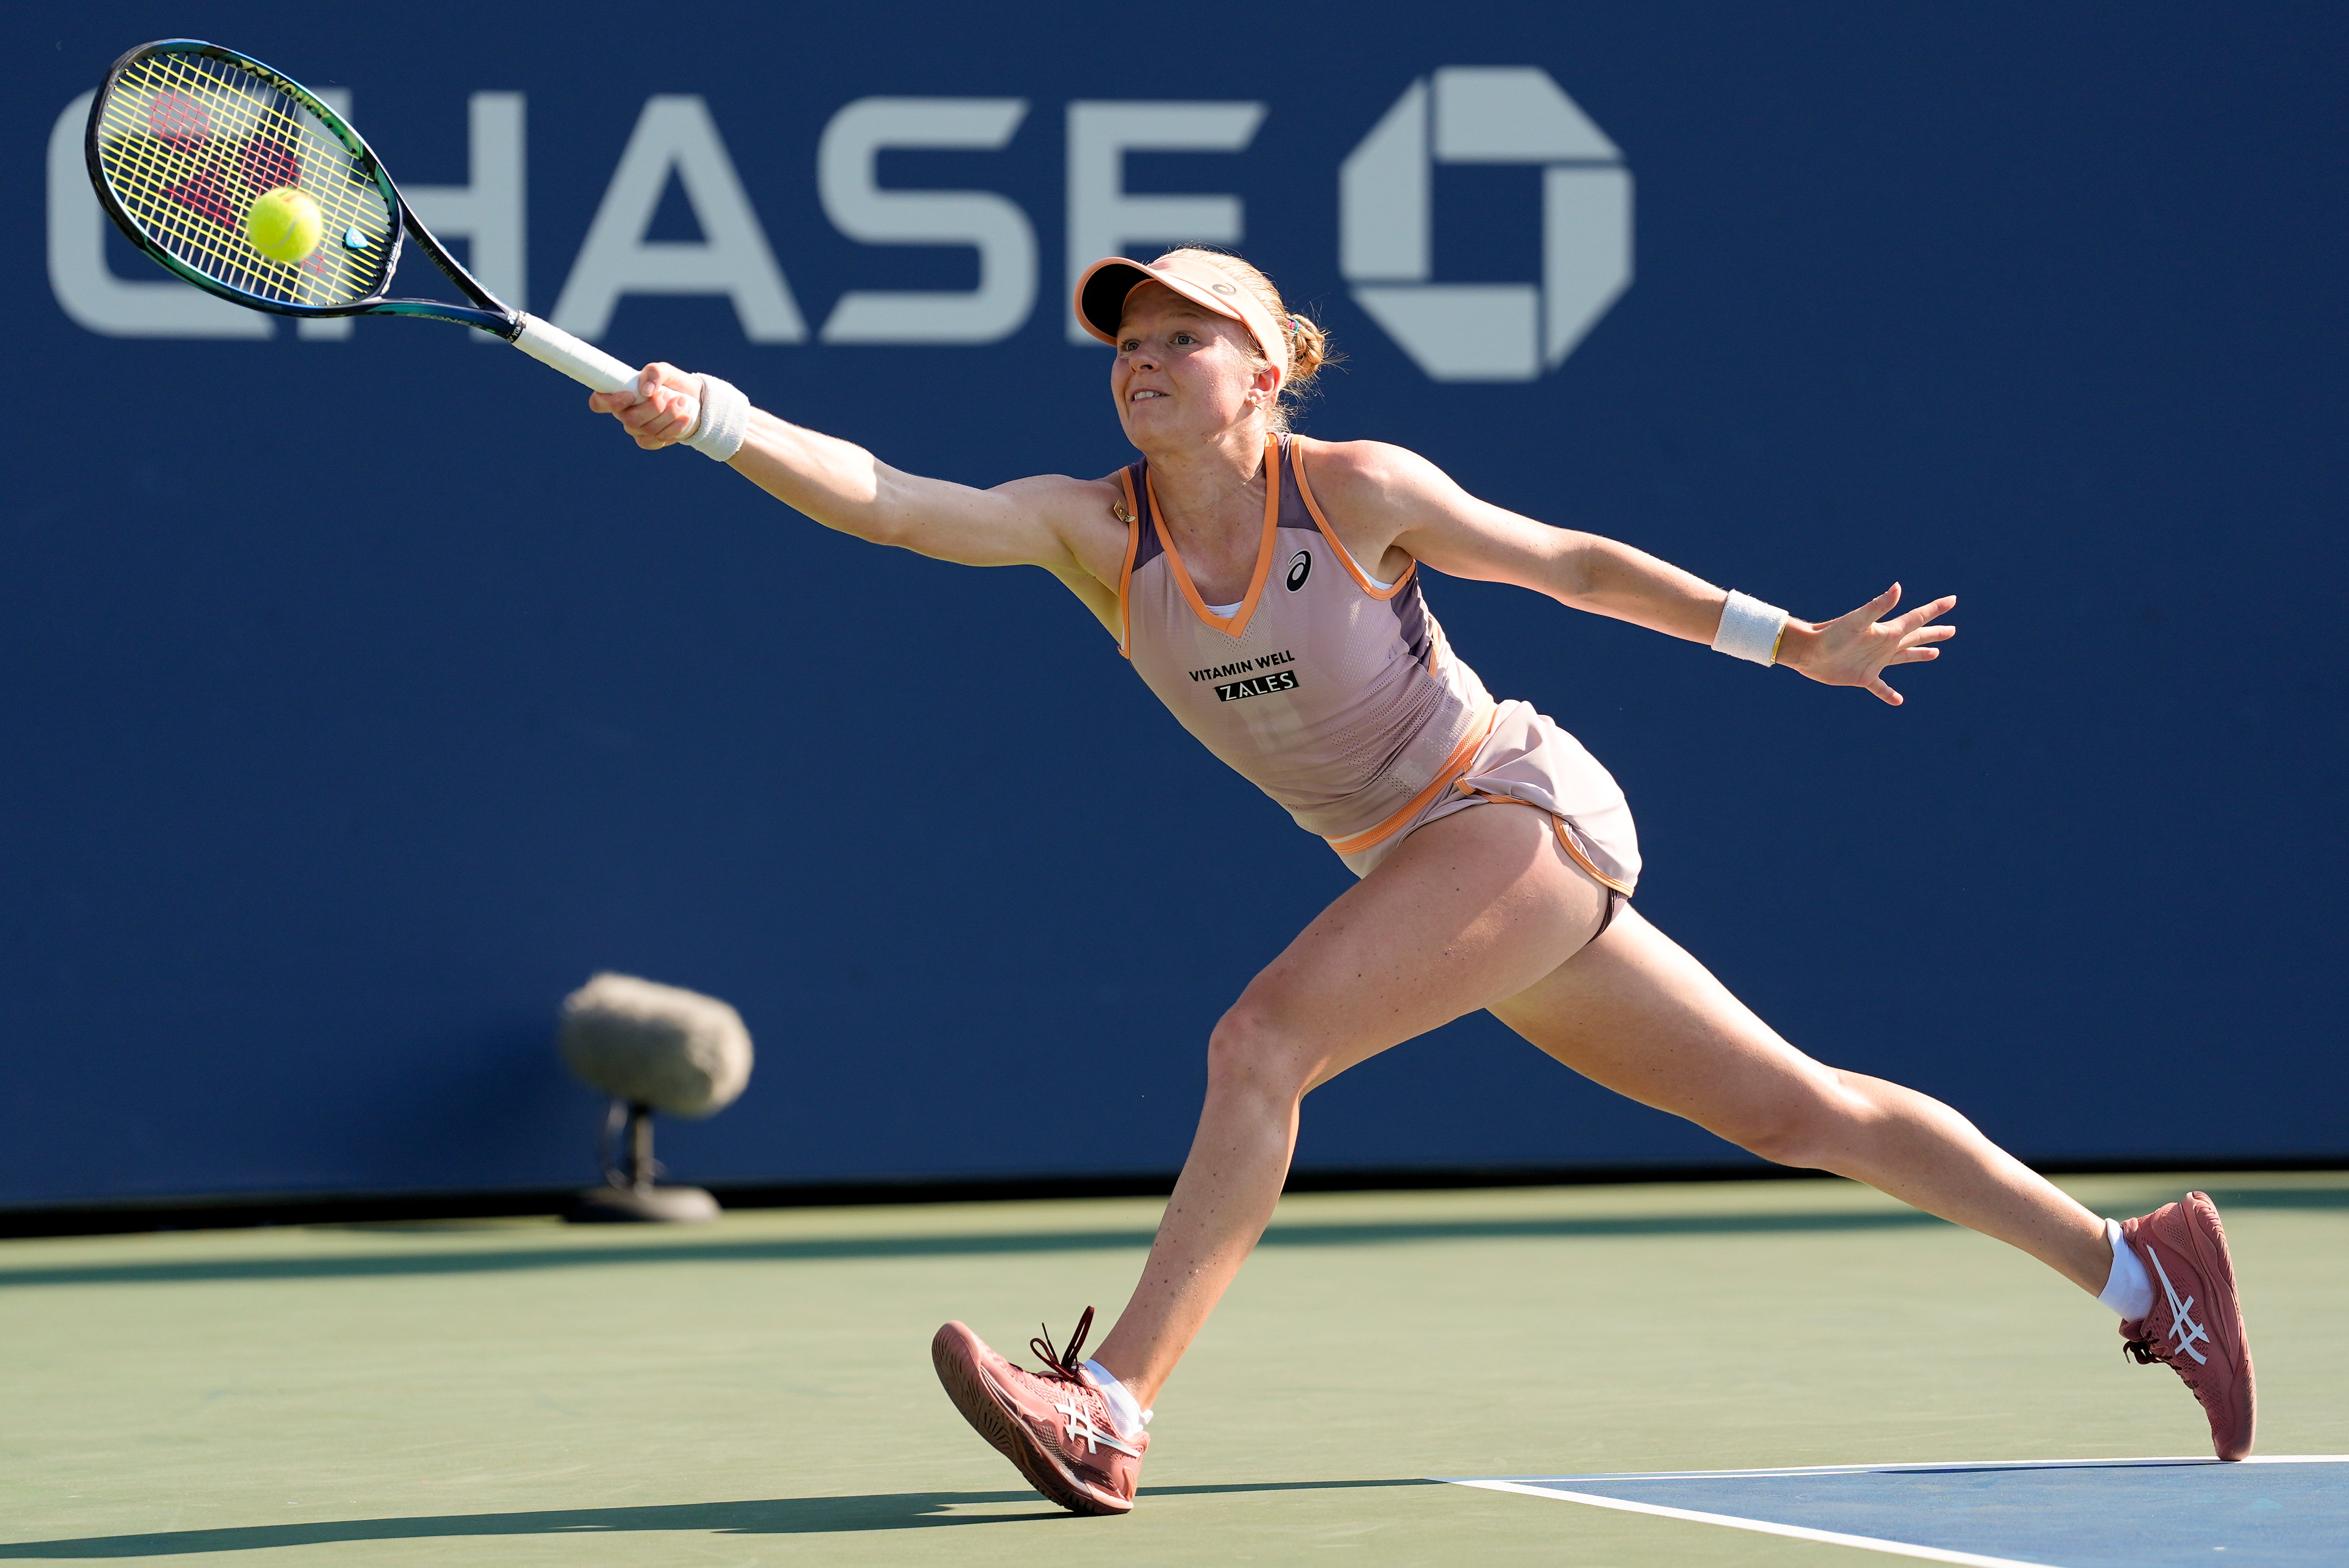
[1489,906,2113,1288]
[933,803,1609,1511]
[1083,802,1612,1403]
[1489,907,2255,1458]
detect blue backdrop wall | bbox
[6,2,2343,1207]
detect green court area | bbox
[2,1173,2341,1566]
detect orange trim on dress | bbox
[1115,469,1143,659]
[1145,436,1283,640]
[1452,782,1636,895]
[1291,436,1415,601]
[1324,704,1499,858]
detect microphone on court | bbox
[556,971,754,1224]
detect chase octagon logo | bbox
[1340,68,1632,383]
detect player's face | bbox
[1111,286,1272,451]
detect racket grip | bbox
[510,313,702,427]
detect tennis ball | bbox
[245,187,323,264]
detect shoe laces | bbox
[1029,1306,1096,1384]
[2123,1333,2207,1397]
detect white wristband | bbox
[1712,590,1789,666]
[683,373,750,461]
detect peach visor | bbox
[1074,253,1287,384]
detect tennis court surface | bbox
[3,1172,2341,1566]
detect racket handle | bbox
[510,313,702,427]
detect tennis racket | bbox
[84,38,691,422]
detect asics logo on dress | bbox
[1286,550,1311,590]
[2147,1252,2211,1364]
[1053,1395,1139,1456]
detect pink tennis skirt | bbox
[1337,698,1641,894]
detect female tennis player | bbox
[588,249,2253,1513]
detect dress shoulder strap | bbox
[1285,435,1417,600]
[1113,464,1154,658]
[1273,433,1322,538]
[1119,462,1166,570]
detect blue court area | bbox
[1450,1457,2349,1567]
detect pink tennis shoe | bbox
[932,1308,1147,1516]
[2118,1191,2256,1460]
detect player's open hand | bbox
[587,362,700,450]
[1779,584,1955,706]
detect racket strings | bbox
[94,50,393,309]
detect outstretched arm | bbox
[1562,535,1953,706]
[587,364,1118,577]
[1310,438,1954,706]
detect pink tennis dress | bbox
[1115,434,1640,891]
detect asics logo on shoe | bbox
[2147,1251,2212,1365]
[1053,1395,1140,1457]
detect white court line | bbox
[1447,1479,2058,1568]
[1437,1457,2349,1568]
[1465,1453,2349,1484]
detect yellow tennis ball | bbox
[245,187,323,263]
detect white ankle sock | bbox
[2097,1218,2155,1321]
[1082,1359,1150,1440]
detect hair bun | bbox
[1285,313,1331,384]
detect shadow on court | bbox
[0,1481,1435,1557]
[0,1209,1959,1289]
[4,1183,2335,1292]
[2198,1183,2349,1211]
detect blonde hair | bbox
[1153,247,1337,433]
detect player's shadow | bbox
[0,1481,1432,1557]
[0,1210,1956,1290]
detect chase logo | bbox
[48,66,1627,381]
[1340,68,1632,382]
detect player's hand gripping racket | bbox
[84,39,696,426]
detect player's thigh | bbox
[1488,906,1843,1145]
[1227,804,1611,1092]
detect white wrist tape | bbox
[1712,590,1789,666]
[683,373,750,461]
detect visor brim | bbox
[1076,259,1157,345]
[1072,253,1287,384]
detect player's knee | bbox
[1735,1112,1827,1169]
[1205,1004,1314,1105]
[1731,1073,1877,1169]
